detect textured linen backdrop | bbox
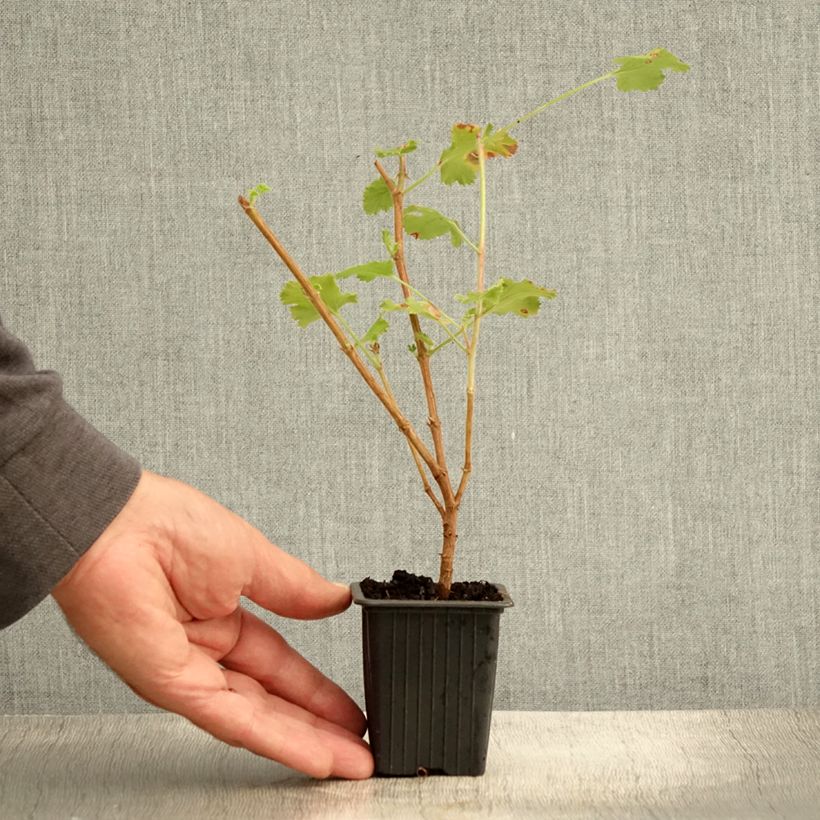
[0,1,817,713]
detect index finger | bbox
[237,520,352,620]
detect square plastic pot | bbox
[351,582,513,776]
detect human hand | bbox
[51,469,373,779]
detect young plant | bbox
[239,48,690,599]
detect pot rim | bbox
[350,582,514,609]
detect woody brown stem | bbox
[375,157,456,513]
[238,195,444,483]
[437,504,459,597]
[374,357,445,517]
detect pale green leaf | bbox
[280,274,358,328]
[248,183,270,204]
[415,330,435,348]
[380,297,443,322]
[612,48,690,92]
[457,278,557,319]
[381,229,398,257]
[374,139,418,157]
[363,177,393,215]
[438,122,480,186]
[437,122,519,185]
[403,204,463,248]
[335,260,394,282]
[361,316,389,344]
[483,124,518,158]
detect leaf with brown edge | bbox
[483,124,518,159]
[438,122,519,185]
[612,48,690,92]
[438,122,481,186]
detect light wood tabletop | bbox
[1,710,817,819]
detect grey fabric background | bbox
[1,0,817,714]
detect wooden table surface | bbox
[1,710,818,819]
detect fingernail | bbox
[333,581,351,591]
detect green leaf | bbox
[280,274,358,328]
[438,122,481,185]
[612,48,690,92]
[483,124,518,159]
[403,205,463,248]
[363,177,393,215]
[381,229,398,257]
[361,316,389,344]
[374,139,418,157]
[457,278,557,319]
[415,330,435,348]
[247,183,270,205]
[335,260,394,282]
[437,122,519,185]
[380,297,443,323]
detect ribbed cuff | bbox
[0,399,142,628]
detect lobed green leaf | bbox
[280,274,358,328]
[457,278,557,320]
[381,229,398,257]
[403,205,463,248]
[438,123,481,186]
[361,316,389,344]
[612,48,690,92]
[247,183,271,205]
[335,260,394,282]
[415,330,435,348]
[380,297,443,323]
[437,122,519,186]
[374,139,418,157]
[363,177,393,215]
[483,124,518,159]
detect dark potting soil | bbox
[360,569,503,602]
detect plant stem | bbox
[454,132,487,509]
[374,358,445,516]
[450,227,479,254]
[336,314,381,369]
[499,72,614,133]
[238,195,445,483]
[386,275,468,353]
[437,135,486,599]
[402,163,438,196]
[393,71,615,200]
[375,158,456,514]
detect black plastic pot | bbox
[351,582,513,776]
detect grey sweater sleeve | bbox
[0,317,142,629]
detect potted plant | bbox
[239,47,690,776]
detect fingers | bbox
[217,607,367,736]
[155,473,351,621]
[238,521,353,620]
[136,646,373,780]
[222,670,373,777]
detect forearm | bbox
[0,317,141,629]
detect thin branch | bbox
[238,195,445,483]
[455,133,487,505]
[377,156,456,508]
[374,356,444,517]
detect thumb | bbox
[240,521,351,619]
